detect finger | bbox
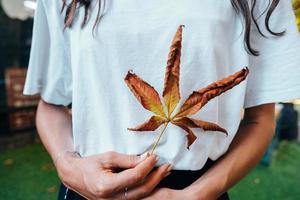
[109,154,159,193]
[110,164,172,200]
[100,151,149,169]
[126,164,172,199]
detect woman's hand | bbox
[56,151,172,200]
[36,101,172,199]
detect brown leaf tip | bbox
[125,69,135,80]
[242,67,249,76]
[213,124,228,136]
[222,129,229,136]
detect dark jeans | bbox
[58,159,230,200]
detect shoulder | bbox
[37,0,64,15]
[39,0,63,8]
[35,0,67,31]
[254,0,294,14]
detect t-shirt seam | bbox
[245,86,300,108]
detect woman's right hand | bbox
[56,151,172,200]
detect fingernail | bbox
[167,164,173,172]
[155,155,160,162]
[164,172,171,178]
[140,152,149,160]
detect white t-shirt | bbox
[23,0,300,170]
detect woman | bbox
[23,0,300,199]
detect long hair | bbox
[61,0,285,56]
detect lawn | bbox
[0,143,59,200]
[0,141,299,200]
[230,141,300,200]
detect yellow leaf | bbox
[172,120,197,149]
[162,25,184,117]
[124,25,249,151]
[172,117,227,148]
[174,68,249,119]
[127,116,167,131]
[176,117,227,133]
[47,186,57,193]
[3,158,14,166]
[41,163,55,172]
[125,70,167,118]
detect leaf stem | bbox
[150,122,169,155]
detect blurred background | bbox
[0,0,300,199]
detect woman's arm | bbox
[36,99,172,199]
[187,103,276,199]
[143,103,275,200]
[36,98,74,163]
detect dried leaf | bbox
[47,185,57,193]
[162,25,184,117]
[174,67,249,119]
[41,163,55,172]
[124,25,249,151]
[128,116,167,131]
[173,117,228,135]
[172,120,197,149]
[125,70,167,118]
[3,158,14,166]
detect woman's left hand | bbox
[141,188,191,200]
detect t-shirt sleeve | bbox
[244,0,300,108]
[23,0,72,106]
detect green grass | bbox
[0,143,59,200]
[229,141,300,200]
[0,141,299,200]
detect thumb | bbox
[101,151,150,169]
[134,152,150,164]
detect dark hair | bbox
[61,0,285,56]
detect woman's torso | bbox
[47,0,250,170]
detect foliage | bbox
[0,144,59,200]
[124,25,249,153]
[230,141,300,200]
[293,0,300,31]
[0,141,299,199]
